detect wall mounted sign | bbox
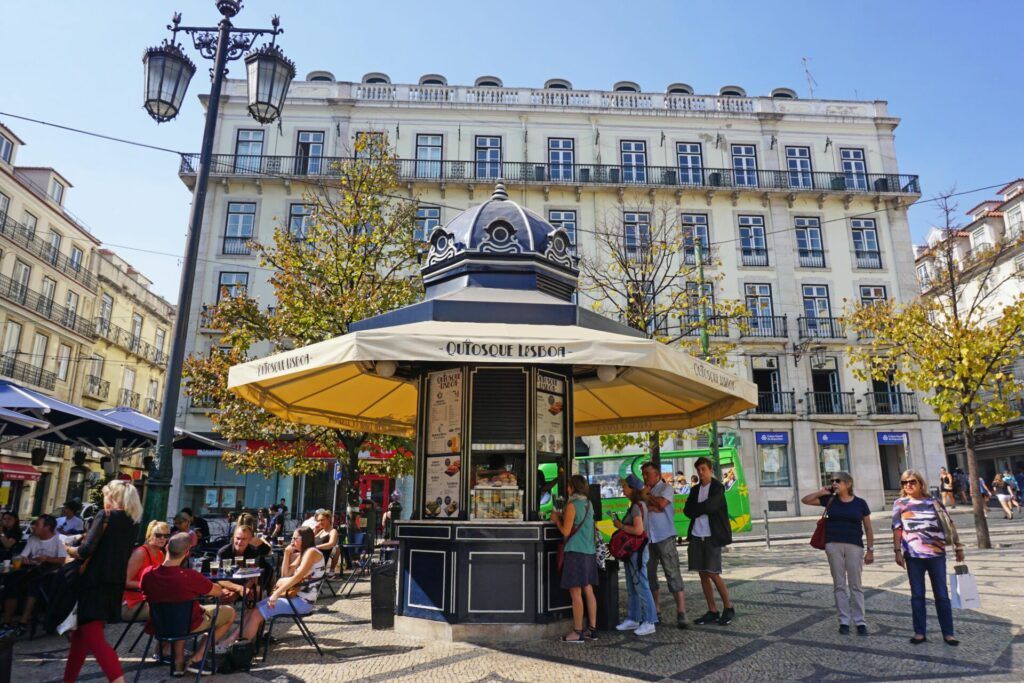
[427,369,462,455]
[755,431,789,445]
[424,455,461,519]
[876,432,908,446]
[816,432,849,445]
[535,374,565,454]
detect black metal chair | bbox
[259,580,324,662]
[338,532,374,597]
[113,590,148,651]
[134,599,219,683]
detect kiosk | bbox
[228,183,757,641]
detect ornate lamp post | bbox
[141,0,295,524]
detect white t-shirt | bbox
[691,483,712,538]
[646,480,676,544]
[300,516,319,529]
[20,534,68,561]
[56,515,84,535]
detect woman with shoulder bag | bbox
[550,474,598,643]
[613,474,657,636]
[801,472,874,635]
[892,469,964,646]
[62,480,142,683]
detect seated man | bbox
[55,500,85,538]
[0,514,66,635]
[141,533,236,676]
[216,525,269,595]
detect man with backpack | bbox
[683,457,734,626]
[640,461,688,629]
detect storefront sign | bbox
[427,369,463,455]
[877,432,907,446]
[443,341,568,360]
[424,455,461,519]
[755,431,789,445]
[535,375,565,454]
[816,432,849,445]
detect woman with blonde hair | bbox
[892,469,964,646]
[63,480,142,683]
[122,520,170,622]
[992,474,1015,520]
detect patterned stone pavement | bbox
[13,516,1023,682]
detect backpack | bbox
[608,503,648,560]
[217,639,257,674]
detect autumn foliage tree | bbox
[845,192,1024,548]
[184,135,420,506]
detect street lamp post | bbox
[141,0,294,525]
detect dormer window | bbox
[360,72,390,84]
[666,83,694,95]
[719,86,746,97]
[419,74,448,86]
[613,81,640,93]
[771,88,797,99]
[0,133,12,163]
[49,178,65,204]
[474,76,503,88]
[544,78,572,90]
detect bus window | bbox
[574,457,626,499]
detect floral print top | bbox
[891,496,946,558]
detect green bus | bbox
[564,443,752,541]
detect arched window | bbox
[544,78,572,90]
[771,88,797,99]
[474,76,503,88]
[419,74,448,86]
[719,85,747,97]
[666,83,694,95]
[613,81,640,93]
[306,70,335,83]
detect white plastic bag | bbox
[950,564,981,610]
[57,602,78,635]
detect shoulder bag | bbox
[556,500,590,572]
[809,495,836,550]
[45,517,108,633]
[609,503,648,561]
[930,499,963,551]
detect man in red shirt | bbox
[141,533,237,675]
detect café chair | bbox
[114,589,148,652]
[134,599,219,683]
[259,579,324,662]
[338,532,373,597]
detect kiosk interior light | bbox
[596,365,619,383]
[375,360,397,378]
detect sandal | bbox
[583,627,599,641]
[560,629,586,643]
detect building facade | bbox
[175,72,945,516]
[914,180,1024,479]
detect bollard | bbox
[763,510,771,550]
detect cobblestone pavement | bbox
[13,515,1023,682]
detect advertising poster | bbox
[428,369,462,455]
[424,455,461,519]
[204,488,219,508]
[535,374,565,454]
[221,488,237,509]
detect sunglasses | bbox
[153,533,170,539]
[900,480,918,487]
[830,479,843,484]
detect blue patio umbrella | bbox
[97,406,226,451]
[0,406,50,431]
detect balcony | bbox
[0,273,96,339]
[83,374,110,401]
[855,249,882,269]
[806,391,857,415]
[95,319,167,368]
[798,249,826,268]
[752,391,796,415]
[679,314,730,337]
[865,391,917,415]
[682,249,712,266]
[118,388,140,410]
[741,248,769,267]
[180,155,921,198]
[798,316,846,339]
[144,397,162,417]
[0,213,97,290]
[0,354,56,390]
[222,236,253,256]
[740,315,788,338]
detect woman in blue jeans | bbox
[615,474,657,636]
[892,469,965,646]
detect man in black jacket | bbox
[682,457,734,626]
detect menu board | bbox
[424,455,461,518]
[427,369,462,455]
[535,374,565,454]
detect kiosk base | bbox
[395,615,570,643]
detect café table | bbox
[203,566,263,627]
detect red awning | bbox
[0,462,42,481]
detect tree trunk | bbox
[649,431,661,467]
[962,424,991,549]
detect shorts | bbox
[647,537,685,593]
[687,537,723,574]
[191,604,234,633]
[997,494,1012,504]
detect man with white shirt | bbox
[641,461,688,629]
[301,508,328,529]
[0,514,67,635]
[682,457,734,626]
[55,500,84,537]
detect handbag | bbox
[593,525,610,570]
[809,495,837,550]
[217,638,258,673]
[44,517,108,633]
[930,499,963,551]
[556,500,590,572]
[609,503,648,561]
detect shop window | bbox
[758,442,791,487]
[817,434,850,486]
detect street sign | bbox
[334,461,343,482]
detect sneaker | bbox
[838,624,850,635]
[677,614,689,630]
[694,610,720,625]
[186,661,215,677]
[635,622,657,636]
[856,625,868,636]
[615,619,640,631]
[717,607,735,626]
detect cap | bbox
[624,474,644,492]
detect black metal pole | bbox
[143,15,232,525]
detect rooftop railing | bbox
[0,213,97,290]
[95,318,167,368]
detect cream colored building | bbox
[175,72,945,515]
[914,180,1024,478]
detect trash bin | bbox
[595,559,620,632]
[0,628,13,682]
[370,561,397,630]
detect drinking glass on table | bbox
[209,559,220,577]
[12,556,22,571]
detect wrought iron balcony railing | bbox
[0,213,97,290]
[679,314,731,337]
[740,315,788,338]
[83,374,110,400]
[222,236,253,256]
[95,319,166,367]
[798,249,826,268]
[865,391,917,415]
[144,397,162,417]
[0,354,56,390]
[118,388,140,410]
[798,316,846,339]
[752,391,796,414]
[855,249,883,269]
[0,273,95,338]
[180,155,921,196]
[806,391,857,415]
[741,248,770,267]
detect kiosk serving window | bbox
[470,367,527,520]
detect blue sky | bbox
[2,0,1021,299]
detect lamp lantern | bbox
[244,42,295,124]
[142,41,196,123]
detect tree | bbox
[578,201,748,463]
[845,191,1024,548]
[184,135,419,508]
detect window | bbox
[47,231,62,265]
[681,281,715,337]
[859,285,887,305]
[59,289,75,329]
[917,264,931,286]
[223,202,256,255]
[1007,208,1023,238]
[744,284,775,334]
[785,146,813,188]
[98,294,113,335]
[732,144,758,187]
[0,133,12,163]
[818,441,850,486]
[354,131,384,159]
[415,134,442,178]
[31,333,47,368]
[623,212,651,260]
[681,213,709,264]
[739,216,767,266]
[22,212,37,238]
[620,141,647,183]
[296,131,324,174]
[414,205,441,242]
[676,143,703,185]
[154,328,166,354]
[548,138,574,181]
[1015,254,1024,278]
[56,343,71,381]
[217,272,248,302]
[0,192,8,220]
[795,217,824,267]
[627,279,664,335]
[287,203,312,240]
[2,321,22,357]
[759,441,791,487]
[474,136,501,179]
[70,246,83,272]
[234,130,264,173]
[49,179,65,204]
[39,277,56,316]
[89,354,104,378]
[971,226,989,250]
[851,219,881,268]
[12,260,31,303]
[840,148,867,190]
[130,313,143,350]
[802,285,832,328]
[123,366,136,394]
[548,210,577,254]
